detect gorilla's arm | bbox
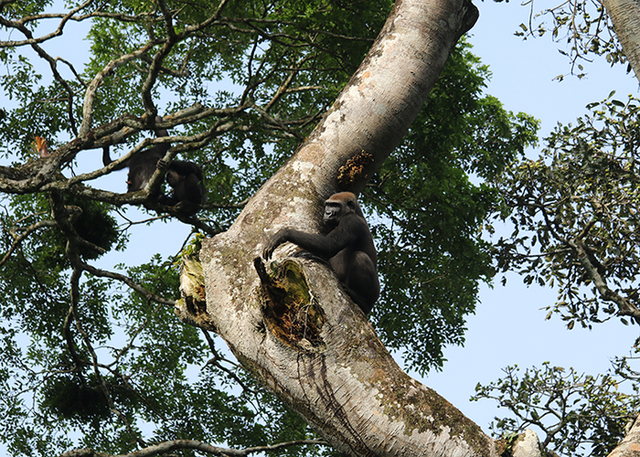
[263,214,364,260]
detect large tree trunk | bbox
[186,0,640,454]
[603,0,640,82]
[192,0,512,456]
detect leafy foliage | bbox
[495,93,640,329]
[0,0,537,455]
[368,42,538,373]
[473,363,640,457]
[481,92,640,457]
[515,0,624,79]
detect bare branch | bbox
[0,0,95,47]
[80,42,156,135]
[81,262,175,306]
[60,439,329,457]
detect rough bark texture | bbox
[195,0,509,456]
[512,430,542,457]
[608,417,640,457]
[603,0,640,82]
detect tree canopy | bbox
[3,0,640,455]
[474,92,640,457]
[0,0,536,455]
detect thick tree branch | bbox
[603,0,640,82]
[608,415,640,457]
[80,43,156,135]
[199,0,492,456]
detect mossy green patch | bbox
[255,258,326,351]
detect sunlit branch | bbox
[0,0,95,47]
[59,439,329,457]
[80,43,156,136]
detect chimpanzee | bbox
[158,160,207,216]
[102,117,206,215]
[102,116,169,195]
[263,192,379,314]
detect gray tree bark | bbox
[182,0,640,454]
[608,417,640,457]
[603,0,640,82]
[190,0,547,456]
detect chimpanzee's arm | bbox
[169,160,204,180]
